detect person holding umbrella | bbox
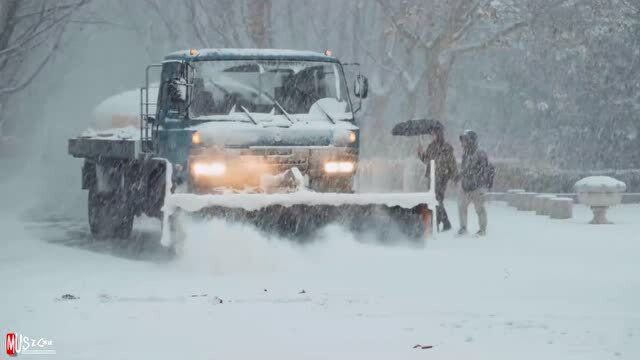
[416,122,458,232]
[391,118,458,231]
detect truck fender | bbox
[81,161,96,190]
[142,159,167,218]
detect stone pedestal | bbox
[574,176,626,224]
[589,206,610,224]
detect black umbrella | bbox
[391,118,443,136]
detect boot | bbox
[475,229,486,237]
[436,205,452,232]
[456,227,467,236]
[441,218,452,231]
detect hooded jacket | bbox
[460,132,490,192]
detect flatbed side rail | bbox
[140,64,162,152]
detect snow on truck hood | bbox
[189,115,357,147]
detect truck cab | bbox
[147,48,368,193]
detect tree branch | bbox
[620,0,639,13]
[450,0,490,42]
[0,6,75,59]
[375,0,430,50]
[12,0,88,22]
[0,28,64,95]
[449,20,528,54]
[450,0,574,55]
[187,0,209,47]
[142,0,179,42]
[0,0,89,94]
[218,0,243,45]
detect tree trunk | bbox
[0,0,20,128]
[351,1,363,60]
[0,0,19,72]
[0,0,19,49]
[406,89,419,119]
[426,55,453,122]
[363,93,388,156]
[246,0,272,48]
[286,1,298,47]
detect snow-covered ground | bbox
[1,200,639,359]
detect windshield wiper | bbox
[239,105,258,125]
[271,99,295,124]
[314,102,336,124]
[208,78,295,125]
[253,90,295,124]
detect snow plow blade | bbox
[162,192,436,247]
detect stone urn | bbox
[574,176,626,224]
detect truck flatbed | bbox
[68,127,149,160]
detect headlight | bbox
[192,131,202,145]
[348,131,357,143]
[324,162,339,173]
[192,161,226,176]
[333,130,357,146]
[324,161,355,173]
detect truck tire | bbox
[88,188,134,239]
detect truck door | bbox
[157,60,194,124]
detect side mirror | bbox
[169,78,188,103]
[146,116,156,124]
[354,75,369,99]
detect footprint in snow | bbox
[465,336,473,343]
[59,294,79,301]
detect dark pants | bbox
[435,184,451,230]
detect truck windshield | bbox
[189,60,351,120]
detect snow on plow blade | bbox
[160,161,438,248]
[163,192,435,245]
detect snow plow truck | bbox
[68,48,436,250]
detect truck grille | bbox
[240,154,308,171]
[238,147,310,171]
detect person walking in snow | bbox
[417,123,458,231]
[456,130,494,236]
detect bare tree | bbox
[0,0,89,135]
[375,0,573,121]
[140,0,273,50]
[185,0,245,48]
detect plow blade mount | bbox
[163,192,436,247]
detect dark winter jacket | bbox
[419,140,458,196]
[460,143,490,192]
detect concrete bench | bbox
[506,189,525,207]
[549,197,573,219]
[541,196,557,216]
[534,194,556,215]
[516,192,538,211]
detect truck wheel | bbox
[88,188,134,239]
